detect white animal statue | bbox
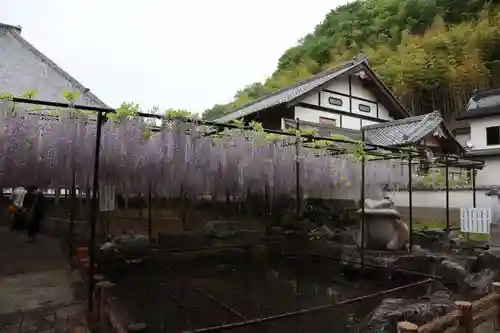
[486,187,500,224]
[356,198,409,251]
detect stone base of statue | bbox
[355,199,409,251]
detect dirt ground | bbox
[0,226,88,333]
[48,205,266,238]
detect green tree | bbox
[107,102,140,123]
[163,108,198,120]
[203,0,500,120]
[201,104,227,120]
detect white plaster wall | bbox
[385,189,490,209]
[319,90,350,113]
[378,104,392,121]
[350,76,375,100]
[294,106,341,124]
[475,157,500,187]
[294,73,398,129]
[361,119,378,127]
[300,93,319,105]
[296,74,395,123]
[293,106,363,130]
[343,115,361,130]
[351,98,377,118]
[325,76,350,95]
[455,132,471,147]
[470,115,500,150]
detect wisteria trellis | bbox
[0,101,412,200]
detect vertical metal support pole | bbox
[472,169,477,208]
[69,167,76,258]
[445,162,450,231]
[264,185,269,237]
[360,131,366,267]
[295,118,300,333]
[180,184,187,231]
[148,184,152,245]
[295,119,301,234]
[88,111,104,312]
[408,153,413,253]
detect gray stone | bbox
[359,291,455,333]
[462,268,500,299]
[55,305,83,319]
[437,260,469,287]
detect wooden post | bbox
[493,282,500,329]
[397,321,418,333]
[455,301,473,333]
[92,274,105,315]
[95,280,115,322]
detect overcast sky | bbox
[2,0,347,114]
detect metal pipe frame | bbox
[180,279,433,333]
[148,184,152,245]
[408,153,413,252]
[68,167,76,258]
[157,262,249,324]
[472,169,477,208]
[360,131,366,267]
[294,118,301,333]
[9,97,484,168]
[88,110,104,312]
[4,96,484,319]
[306,252,445,281]
[128,253,435,333]
[445,164,450,231]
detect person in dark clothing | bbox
[22,185,46,242]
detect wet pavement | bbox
[0,226,88,333]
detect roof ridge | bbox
[363,114,427,130]
[0,22,21,33]
[223,58,359,116]
[473,87,500,99]
[6,29,109,108]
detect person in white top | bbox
[9,185,27,230]
[11,186,27,208]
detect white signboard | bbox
[99,182,116,212]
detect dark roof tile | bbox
[214,59,362,122]
[458,87,500,120]
[363,111,446,146]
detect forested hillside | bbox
[201,0,500,123]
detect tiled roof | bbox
[458,87,500,120]
[215,59,360,123]
[363,111,447,146]
[0,22,109,108]
[214,54,410,123]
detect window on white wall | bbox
[328,97,343,107]
[358,104,371,113]
[486,126,500,145]
[319,116,337,126]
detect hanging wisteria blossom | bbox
[0,101,411,201]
